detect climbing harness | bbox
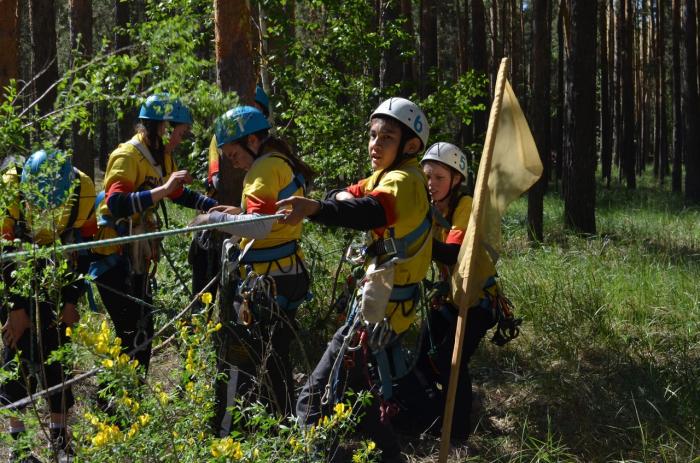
[489,292,521,346]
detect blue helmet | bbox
[255,85,270,116]
[215,106,271,148]
[21,150,75,207]
[139,93,193,125]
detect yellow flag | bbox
[452,79,543,309]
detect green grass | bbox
[471,177,700,462]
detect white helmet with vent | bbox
[421,142,469,179]
[370,97,429,149]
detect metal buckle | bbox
[382,238,397,257]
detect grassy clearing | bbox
[468,178,700,462]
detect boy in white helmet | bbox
[393,142,499,442]
[278,97,432,463]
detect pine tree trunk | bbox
[29,0,59,117]
[672,0,684,192]
[563,0,597,234]
[528,0,550,243]
[69,0,94,178]
[684,0,700,201]
[379,0,403,90]
[456,0,472,148]
[419,0,438,97]
[658,0,669,183]
[621,0,637,188]
[490,0,500,92]
[115,0,133,141]
[614,0,623,177]
[640,0,650,175]
[555,0,565,183]
[653,0,660,178]
[510,0,519,93]
[400,0,417,88]
[600,0,612,184]
[458,0,470,75]
[608,0,617,185]
[214,0,256,206]
[472,0,488,140]
[0,0,19,104]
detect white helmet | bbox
[421,142,469,179]
[370,97,429,149]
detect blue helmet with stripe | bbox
[139,93,193,124]
[21,150,75,207]
[215,106,271,148]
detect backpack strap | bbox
[128,139,163,177]
[269,154,306,200]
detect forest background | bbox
[0,0,699,462]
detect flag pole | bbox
[438,57,510,463]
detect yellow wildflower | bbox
[101,359,114,369]
[65,326,72,337]
[210,436,243,459]
[138,414,150,426]
[201,292,213,305]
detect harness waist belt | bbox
[240,240,298,264]
[389,283,419,302]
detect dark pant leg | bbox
[0,302,74,414]
[188,231,222,308]
[213,269,309,434]
[295,324,348,425]
[347,347,402,459]
[96,262,154,372]
[263,270,309,415]
[433,303,497,439]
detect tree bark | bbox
[400,0,417,89]
[457,0,470,75]
[600,0,612,185]
[672,0,684,192]
[69,0,94,178]
[528,0,550,243]
[379,0,403,90]
[640,0,650,175]
[29,0,59,117]
[563,0,597,234]
[419,0,438,97]
[684,0,700,201]
[214,0,257,206]
[657,0,670,183]
[472,0,488,140]
[490,0,501,92]
[115,0,134,141]
[554,0,565,183]
[0,0,19,104]
[614,0,623,176]
[621,0,636,188]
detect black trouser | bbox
[188,230,223,309]
[96,260,154,372]
[0,302,74,414]
[296,323,403,461]
[394,301,497,439]
[213,268,309,437]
